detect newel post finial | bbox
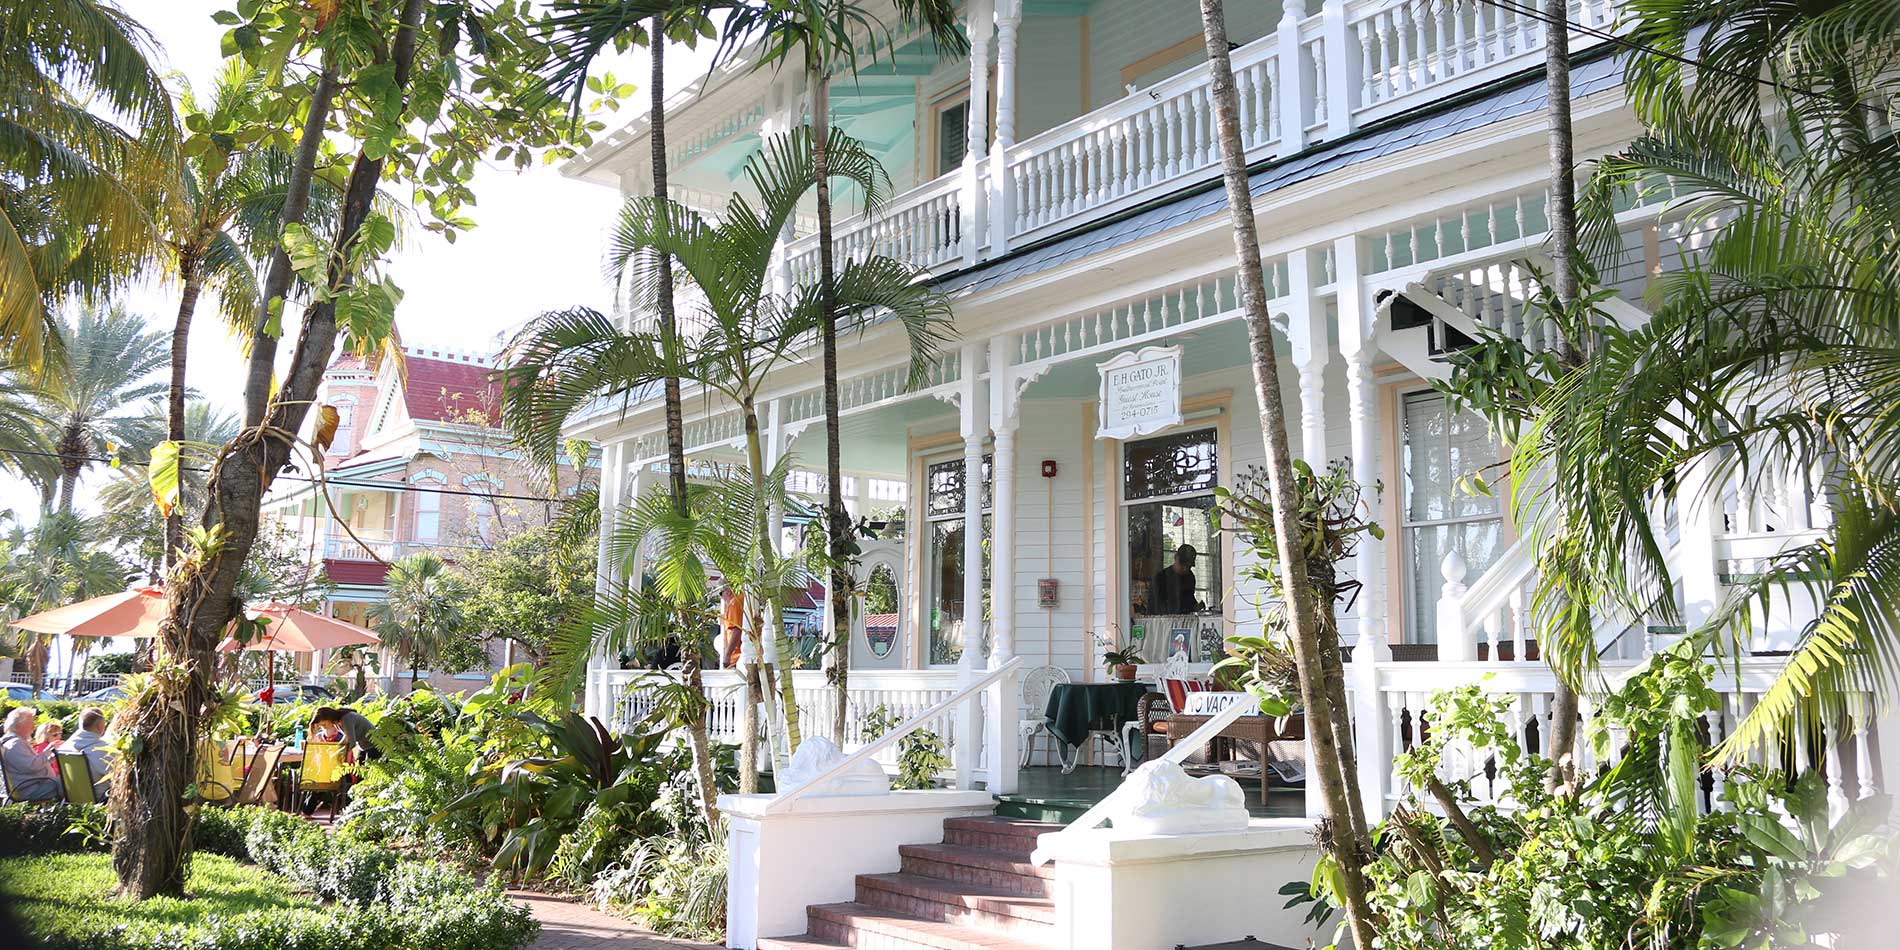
[1437,549,1475,662]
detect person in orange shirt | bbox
[719,584,747,668]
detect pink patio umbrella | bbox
[218,602,381,654]
[9,586,168,639]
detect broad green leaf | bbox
[148,441,181,517]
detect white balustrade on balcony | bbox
[765,0,1624,288]
[322,536,397,562]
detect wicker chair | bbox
[1018,665,1071,767]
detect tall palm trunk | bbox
[166,248,204,571]
[1542,0,1582,793]
[1198,4,1378,945]
[810,68,849,749]
[55,423,85,513]
[743,398,795,774]
[649,20,721,827]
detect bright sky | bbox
[0,1,714,520]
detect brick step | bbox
[807,902,1055,950]
[758,936,849,949]
[855,872,1057,934]
[898,843,1053,897]
[939,817,1059,857]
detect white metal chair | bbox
[1120,651,1204,775]
[1018,665,1071,767]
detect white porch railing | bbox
[322,536,397,561]
[600,667,984,780]
[773,0,1626,282]
[768,657,1023,813]
[1369,659,1883,822]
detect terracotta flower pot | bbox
[1114,664,1138,682]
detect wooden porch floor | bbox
[992,766,1306,823]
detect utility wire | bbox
[0,446,584,504]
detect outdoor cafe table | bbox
[1042,681,1151,771]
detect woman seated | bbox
[31,720,62,755]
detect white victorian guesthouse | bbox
[559,1,1899,947]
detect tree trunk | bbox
[54,422,85,514]
[743,397,802,759]
[809,69,850,749]
[649,19,721,826]
[242,65,338,427]
[111,0,426,900]
[166,253,204,571]
[1542,0,1582,793]
[1198,3,1378,945]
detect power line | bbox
[0,447,585,505]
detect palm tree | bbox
[1452,0,1899,760]
[0,370,53,500]
[504,128,950,795]
[1197,2,1378,943]
[0,512,127,690]
[0,0,175,366]
[30,303,169,513]
[719,0,967,744]
[371,552,466,692]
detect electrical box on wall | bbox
[1041,459,1058,478]
[1037,578,1059,608]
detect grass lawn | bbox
[0,852,320,941]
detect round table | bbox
[1041,681,1152,773]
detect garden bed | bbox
[0,804,537,950]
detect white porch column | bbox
[987,0,1022,256]
[587,442,626,722]
[960,0,994,265]
[956,342,991,789]
[1286,247,1328,465]
[986,335,1022,794]
[1336,235,1392,823]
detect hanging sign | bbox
[1097,346,1183,439]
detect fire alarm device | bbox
[1040,459,1058,478]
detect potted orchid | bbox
[1100,647,1145,681]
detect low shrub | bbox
[0,803,536,950]
[0,802,103,857]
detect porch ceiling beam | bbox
[1023,0,1092,15]
[848,54,941,77]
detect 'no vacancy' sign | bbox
[1097,345,1183,440]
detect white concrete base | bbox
[1036,818,1329,950]
[720,790,996,949]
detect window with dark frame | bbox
[924,455,991,666]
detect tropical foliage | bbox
[371,553,470,687]
[1438,0,1900,763]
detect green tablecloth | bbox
[1043,681,1152,750]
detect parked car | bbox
[2,683,66,702]
[254,683,335,705]
[75,684,127,703]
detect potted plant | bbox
[1101,648,1144,682]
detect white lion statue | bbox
[1103,760,1250,835]
[775,736,892,798]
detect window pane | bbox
[1127,496,1221,654]
[927,516,991,665]
[1406,520,1503,643]
[925,455,991,518]
[1123,428,1218,501]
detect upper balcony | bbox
[565,0,1622,304]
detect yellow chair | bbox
[196,740,242,805]
[55,752,99,804]
[298,741,350,819]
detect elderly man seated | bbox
[2,707,63,802]
[57,707,113,799]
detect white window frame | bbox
[920,449,990,668]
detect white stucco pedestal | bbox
[1036,818,1328,950]
[719,790,996,949]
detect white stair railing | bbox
[764,657,1023,815]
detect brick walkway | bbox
[508,889,722,950]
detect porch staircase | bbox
[757,816,1062,950]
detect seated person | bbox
[31,720,62,755]
[310,716,344,745]
[1,708,62,802]
[310,706,378,761]
[57,707,113,799]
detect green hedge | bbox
[0,804,536,950]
